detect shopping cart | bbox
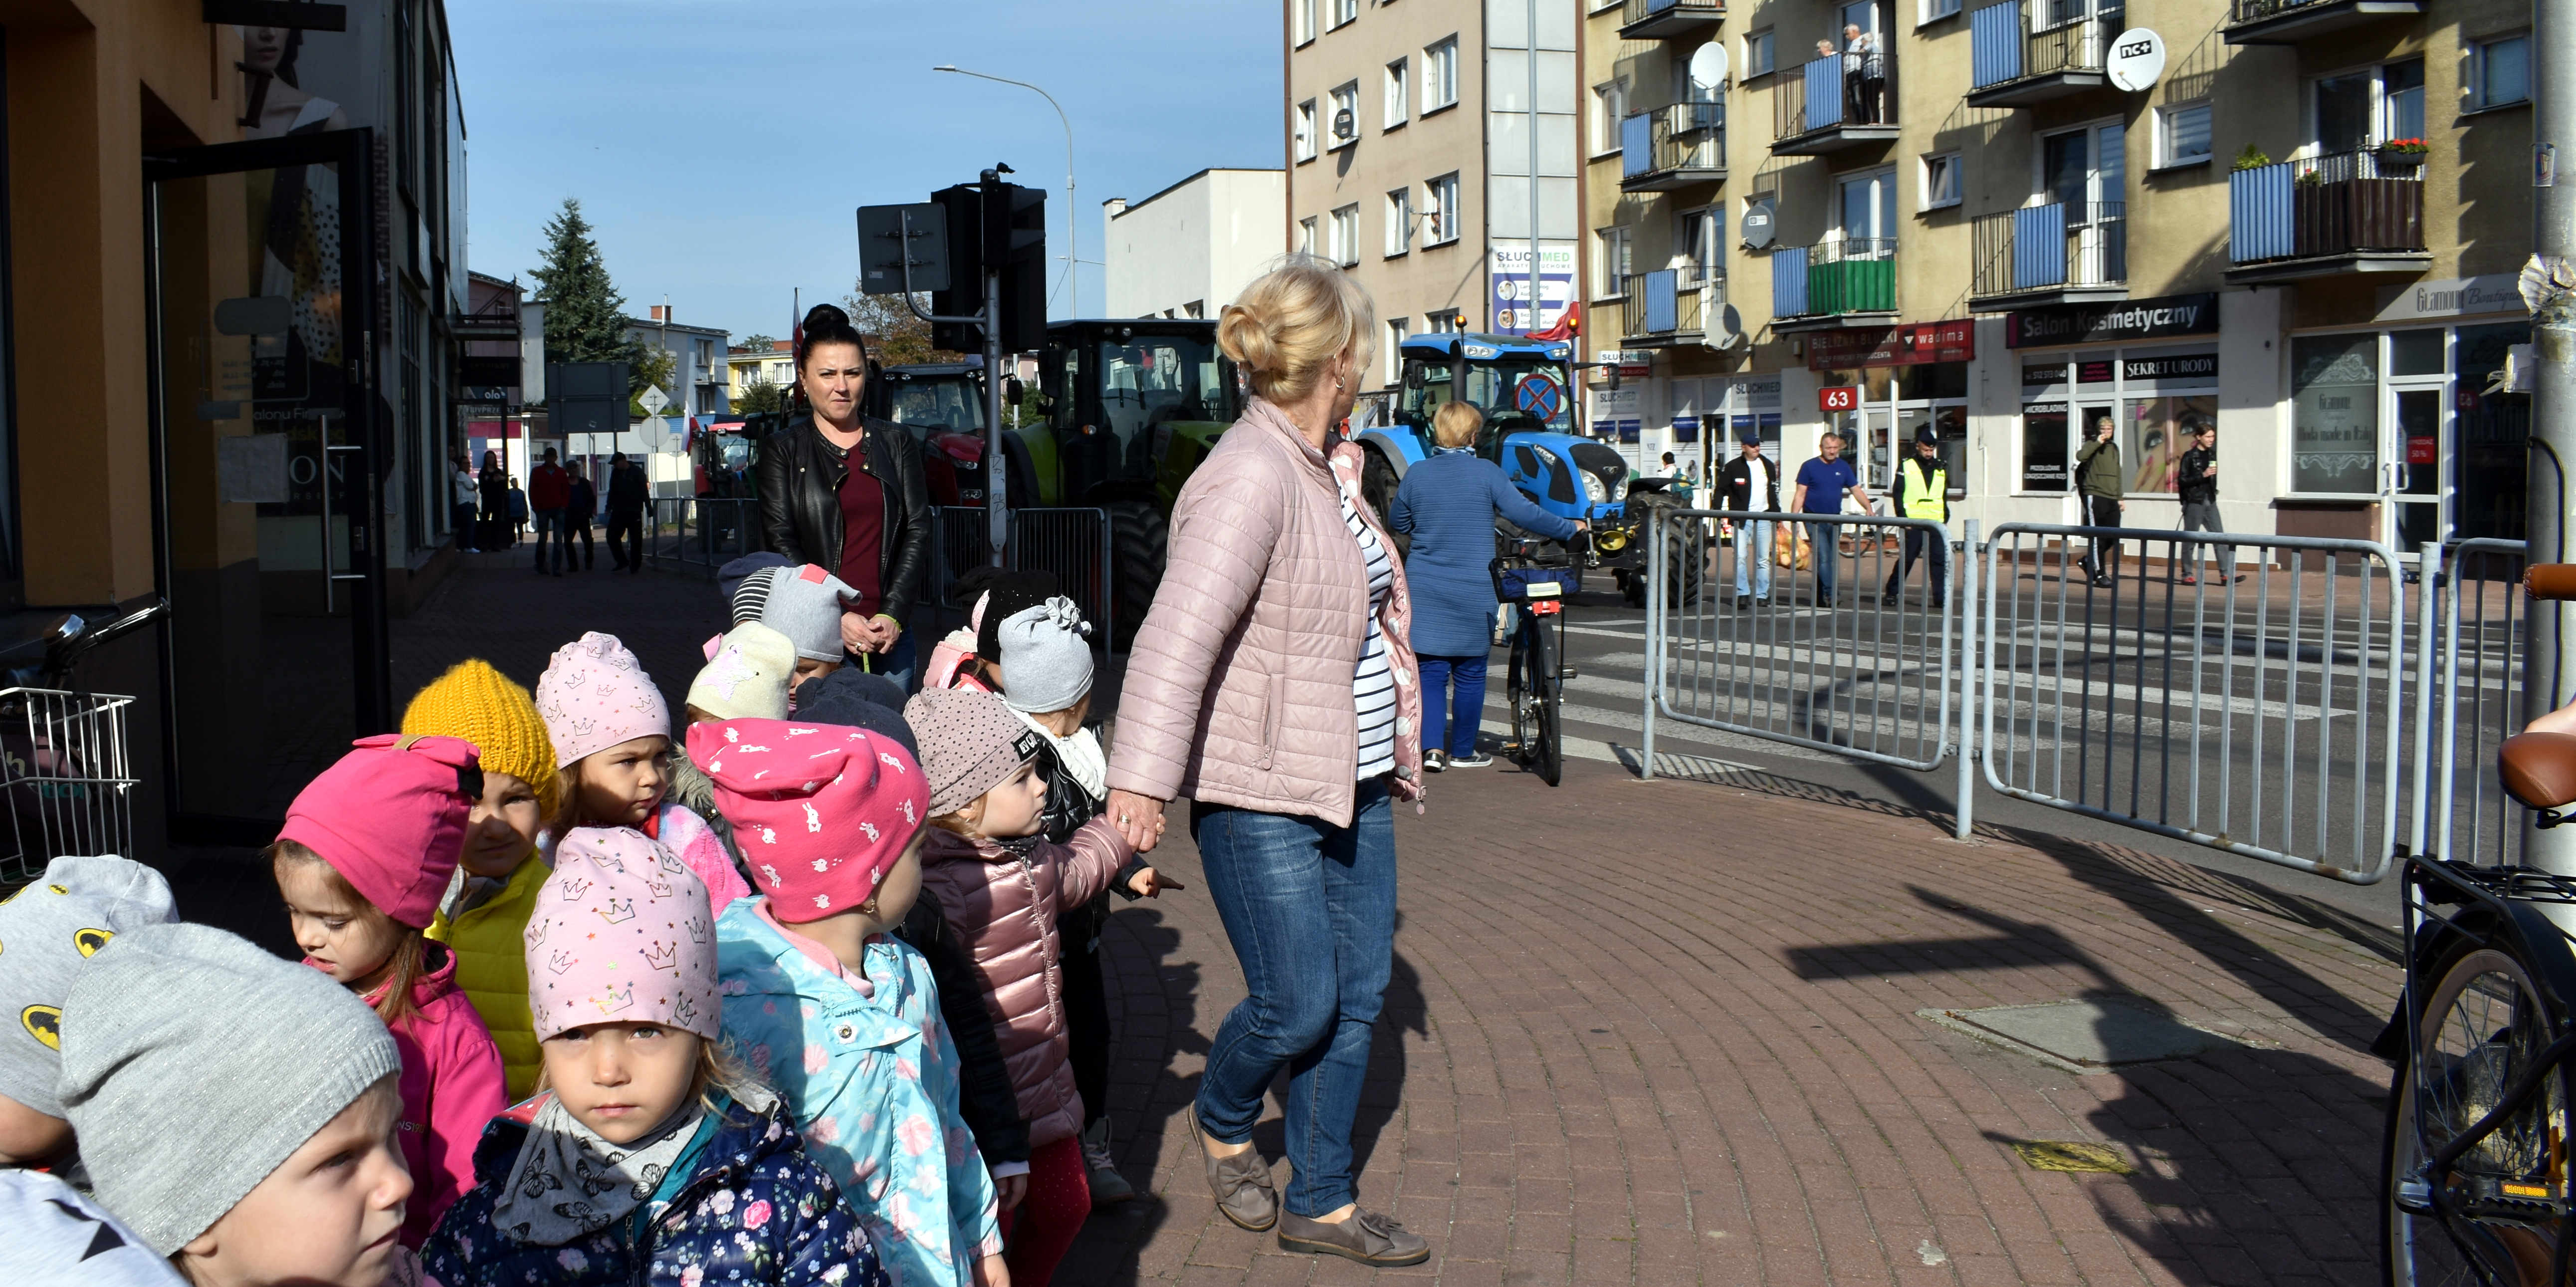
[0,601,162,884]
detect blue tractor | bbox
[1353,333,1700,606]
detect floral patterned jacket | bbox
[418,1090,881,1287]
[715,897,1004,1287]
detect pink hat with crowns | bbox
[536,631,672,768]
[523,827,719,1040]
[686,718,927,924]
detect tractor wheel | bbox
[1361,448,1409,560]
[1629,493,1705,607]
[1106,500,1167,647]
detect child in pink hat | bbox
[271,733,507,1246]
[535,631,750,916]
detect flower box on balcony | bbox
[2376,139,2427,171]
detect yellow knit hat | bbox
[400,659,560,818]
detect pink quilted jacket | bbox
[1109,398,1423,827]
[919,815,1133,1149]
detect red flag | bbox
[1528,301,1579,343]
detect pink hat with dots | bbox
[687,718,928,925]
[523,827,719,1040]
[535,631,672,768]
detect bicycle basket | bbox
[1492,561,1576,603]
[0,688,138,885]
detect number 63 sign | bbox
[1818,386,1861,412]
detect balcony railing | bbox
[2225,0,2422,43]
[1621,264,1720,339]
[1620,101,1726,190]
[1773,47,1898,148]
[2228,149,2426,265]
[1772,240,1898,320]
[1621,0,1725,38]
[1969,3,2115,99]
[1970,202,2126,300]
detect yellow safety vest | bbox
[1902,459,1947,521]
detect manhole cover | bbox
[1920,997,2247,1074]
[2012,1140,2134,1174]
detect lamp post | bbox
[933,65,1077,314]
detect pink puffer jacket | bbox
[919,814,1133,1149]
[1110,398,1423,827]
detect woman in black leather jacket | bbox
[754,303,933,687]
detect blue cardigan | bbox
[1390,450,1580,657]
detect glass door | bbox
[146,130,386,838]
[2389,388,2443,555]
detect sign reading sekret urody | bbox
[2005,292,2219,348]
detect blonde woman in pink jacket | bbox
[1103,256,1430,1269]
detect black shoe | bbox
[2090,576,2114,588]
[1734,595,1752,609]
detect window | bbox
[1294,0,1316,44]
[1294,99,1317,162]
[1424,37,1459,112]
[2157,101,2212,167]
[1744,28,1775,78]
[2383,57,2425,139]
[1678,206,1724,280]
[1425,173,1460,244]
[1328,82,1359,149]
[1921,153,1961,210]
[1836,167,1898,249]
[1596,225,1634,295]
[1921,0,1961,21]
[1592,80,1629,156]
[1298,216,1318,255]
[1386,319,1408,385]
[1329,204,1359,266]
[2476,34,2531,110]
[1331,0,1357,28]
[1427,309,1463,334]
[2314,59,2423,153]
[2043,122,2124,211]
[2290,334,2378,493]
[1386,188,1414,256]
[1384,58,1410,129]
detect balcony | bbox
[2223,0,2422,44]
[1620,102,1726,192]
[1771,240,1899,330]
[1773,50,1900,155]
[2225,149,2430,282]
[1620,265,1720,344]
[1967,4,2112,106]
[1969,202,2127,310]
[1620,0,1724,39]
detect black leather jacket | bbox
[754,414,932,626]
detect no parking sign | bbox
[1516,371,1564,420]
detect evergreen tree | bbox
[528,198,644,389]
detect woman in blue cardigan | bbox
[1388,401,1582,771]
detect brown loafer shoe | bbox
[1277,1208,1431,1266]
[1190,1107,1277,1232]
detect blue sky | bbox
[451,0,1283,341]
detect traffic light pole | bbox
[2531,0,2576,872]
[895,196,1013,568]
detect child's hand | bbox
[1124,867,1184,898]
[995,1172,1028,1212]
[976,1253,1012,1287]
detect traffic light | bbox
[928,183,986,354]
[927,176,1047,353]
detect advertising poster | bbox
[1489,244,1576,334]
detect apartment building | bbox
[1582,0,2530,556]
[1283,0,1583,392]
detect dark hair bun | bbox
[796,303,867,368]
[803,303,851,333]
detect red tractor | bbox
[871,361,996,508]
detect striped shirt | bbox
[1341,482,1398,779]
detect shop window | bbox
[2457,321,2533,541]
[2289,334,2379,494]
[2120,396,2212,494]
[2021,400,2072,492]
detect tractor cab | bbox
[1393,333,1581,449]
[873,360,993,507]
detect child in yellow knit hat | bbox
[400,659,558,1099]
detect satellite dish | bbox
[2106,28,2165,92]
[1741,200,1777,251]
[1688,42,1729,90]
[1704,303,1748,351]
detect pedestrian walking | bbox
[2077,414,2124,586]
[449,454,479,554]
[527,448,570,575]
[476,450,508,551]
[1791,432,1872,607]
[1716,425,1779,607]
[1391,400,1581,772]
[563,461,597,570]
[2176,418,2237,584]
[604,451,647,572]
[503,478,527,547]
[1881,425,1951,608]
[753,302,932,691]
[1105,257,1432,1267]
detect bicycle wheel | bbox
[1506,624,1533,761]
[1533,624,1562,786]
[2384,945,2569,1287]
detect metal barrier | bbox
[1979,525,2406,884]
[928,506,1116,650]
[2414,538,2528,866]
[641,498,761,574]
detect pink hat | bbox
[523,827,719,1040]
[536,631,671,768]
[687,718,928,924]
[277,734,480,928]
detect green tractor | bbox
[1008,319,1242,641]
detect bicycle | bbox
[0,599,166,883]
[1492,534,1581,787]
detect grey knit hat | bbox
[57,922,400,1255]
[903,688,1046,817]
[0,855,177,1117]
[996,596,1094,715]
[750,564,859,662]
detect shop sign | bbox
[1819,385,1861,412]
[2021,362,2067,390]
[2122,353,2216,382]
[1805,318,1975,371]
[2077,360,2115,383]
[2005,292,2219,348]
[2377,274,2523,322]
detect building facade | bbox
[1580,0,2532,556]
[727,339,796,406]
[1102,167,1288,319]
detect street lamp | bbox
[933,65,1077,315]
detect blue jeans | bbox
[532,508,566,571]
[1806,520,1841,599]
[1418,654,1487,758]
[1733,520,1774,600]
[1191,779,1396,1217]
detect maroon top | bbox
[836,452,887,618]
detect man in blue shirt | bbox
[1790,432,1873,607]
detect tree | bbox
[738,333,778,353]
[628,346,677,419]
[735,379,788,415]
[843,288,964,368]
[527,198,647,392]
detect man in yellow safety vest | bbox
[1882,424,1950,608]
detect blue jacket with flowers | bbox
[715,897,1002,1287]
[419,1090,881,1287]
